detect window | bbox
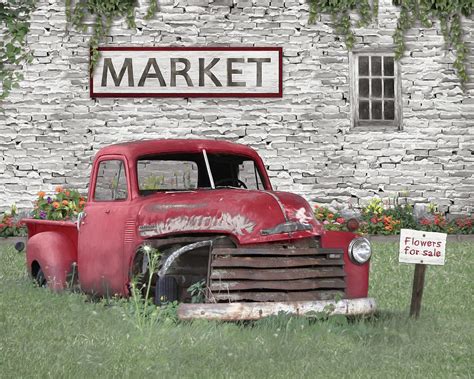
[352,53,400,128]
[236,160,264,190]
[136,153,266,195]
[137,159,198,193]
[94,160,128,201]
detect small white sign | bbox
[399,229,447,265]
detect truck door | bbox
[78,156,131,296]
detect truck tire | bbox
[36,268,47,287]
[154,276,178,305]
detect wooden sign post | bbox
[399,229,447,319]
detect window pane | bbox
[359,101,370,120]
[384,56,394,76]
[359,78,369,98]
[384,78,394,98]
[238,160,264,190]
[384,100,395,120]
[95,160,128,201]
[372,79,382,98]
[359,56,369,76]
[371,56,381,76]
[372,101,382,119]
[138,160,198,192]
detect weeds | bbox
[127,244,163,329]
[187,279,206,303]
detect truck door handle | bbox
[105,209,111,214]
[76,211,87,231]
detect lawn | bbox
[0,242,472,378]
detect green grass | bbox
[1,242,473,378]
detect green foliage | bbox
[127,244,164,329]
[392,0,473,86]
[307,0,472,85]
[187,279,206,303]
[66,0,158,69]
[308,0,374,49]
[0,0,36,99]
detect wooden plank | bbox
[409,263,427,319]
[210,278,346,291]
[210,267,346,281]
[178,298,378,321]
[211,290,344,302]
[212,256,344,268]
[212,247,344,256]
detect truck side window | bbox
[238,160,264,190]
[94,160,128,201]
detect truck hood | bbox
[137,189,323,244]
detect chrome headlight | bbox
[348,237,372,264]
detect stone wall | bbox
[0,0,473,215]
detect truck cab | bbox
[25,139,376,320]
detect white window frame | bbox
[350,50,402,129]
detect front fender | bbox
[26,231,77,291]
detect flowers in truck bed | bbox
[31,188,87,221]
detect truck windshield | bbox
[137,152,264,195]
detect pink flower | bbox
[336,217,345,224]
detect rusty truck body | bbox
[24,139,375,320]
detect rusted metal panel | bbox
[211,290,344,302]
[210,267,345,281]
[212,256,344,268]
[210,278,346,291]
[178,298,377,320]
[212,247,344,256]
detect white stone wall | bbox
[0,0,473,215]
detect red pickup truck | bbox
[24,139,375,320]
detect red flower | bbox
[370,217,378,224]
[336,217,345,224]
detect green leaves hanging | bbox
[308,0,375,50]
[308,0,473,87]
[393,0,472,86]
[66,0,158,70]
[0,0,36,100]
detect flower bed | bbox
[315,197,474,235]
[0,205,26,238]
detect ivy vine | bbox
[308,0,473,86]
[0,0,36,100]
[66,0,158,69]
[393,0,472,86]
[308,0,374,50]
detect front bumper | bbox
[178,297,377,321]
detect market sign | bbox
[399,229,447,265]
[90,47,282,98]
